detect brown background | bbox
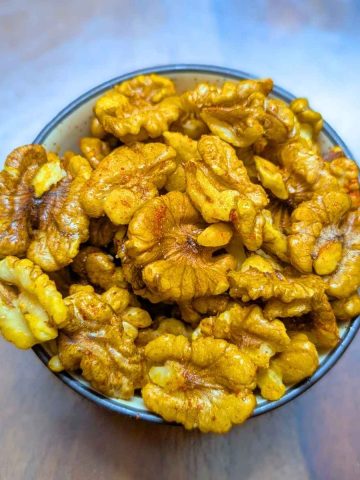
[1,1,360,479]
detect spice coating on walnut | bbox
[142,334,257,432]
[124,191,236,302]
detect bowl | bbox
[31,64,360,424]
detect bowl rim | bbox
[32,63,360,425]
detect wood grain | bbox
[1,1,360,478]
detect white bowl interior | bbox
[4,70,349,416]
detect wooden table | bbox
[0,1,359,478]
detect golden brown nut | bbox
[331,293,360,321]
[327,146,360,208]
[288,191,351,274]
[136,317,192,347]
[181,78,296,148]
[27,155,92,272]
[0,145,48,258]
[254,156,288,200]
[80,142,176,225]
[79,137,111,169]
[0,256,67,349]
[53,286,145,399]
[31,152,67,198]
[94,74,181,143]
[325,209,360,298]
[261,209,289,262]
[88,217,119,247]
[196,302,290,367]
[124,191,236,302]
[72,246,127,290]
[279,140,340,205]
[264,292,339,349]
[185,135,268,250]
[257,333,318,401]
[142,334,256,432]
[229,255,325,303]
[290,98,323,145]
[178,295,231,324]
[170,111,209,139]
[163,131,200,192]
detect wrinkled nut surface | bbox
[178,295,231,324]
[257,333,318,401]
[229,256,325,303]
[288,191,351,273]
[0,145,47,258]
[142,334,256,433]
[264,292,339,349]
[254,156,288,200]
[89,217,119,247]
[137,317,192,347]
[185,135,268,250]
[72,246,127,290]
[290,98,323,144]
[31,152,66,198]
[1,74,359,433]
[124,191,236,302]
[331,294,360,321]
[94,74,181,143]
[328,147,360,208]
[196,302,290,367]
[181,78,287,148]
[279,141,340,205]
[55,286,145,399]
[0,256,67,348]
[27,155,92,272]
[325,209,360,298]
[80,142,176,225]
[80,137,112,169]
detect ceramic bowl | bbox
[31,64,360,424]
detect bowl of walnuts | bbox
[0,65,359,433]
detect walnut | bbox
[327,146,360,209]
[0,145,47,258]
[181,78,295,148]
[264,292,339,349]
[196,302,290,367]
[72,246,127,290]
[80,142,176,225]
[79,137,111,169]
[290,98,323,145]
[142,334,256,432]
[89,217,119,247]
[185,135,268,250]
[178,295,231,324]
[331,294,360,321]
[325,209,360,298]
[279,140,340,205]
[53,286,146,399]
[288,191,352,274]
[257,333,318,401]
[94,74,181,143]
[0,256,67,349]
[136,317,192,347]
[123,191,236,302]
[27,155,92,272]
[229,255,325,303]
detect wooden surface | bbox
[1,1,360,479]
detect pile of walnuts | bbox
[0,74,359,433]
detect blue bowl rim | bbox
[32,63,360,425]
